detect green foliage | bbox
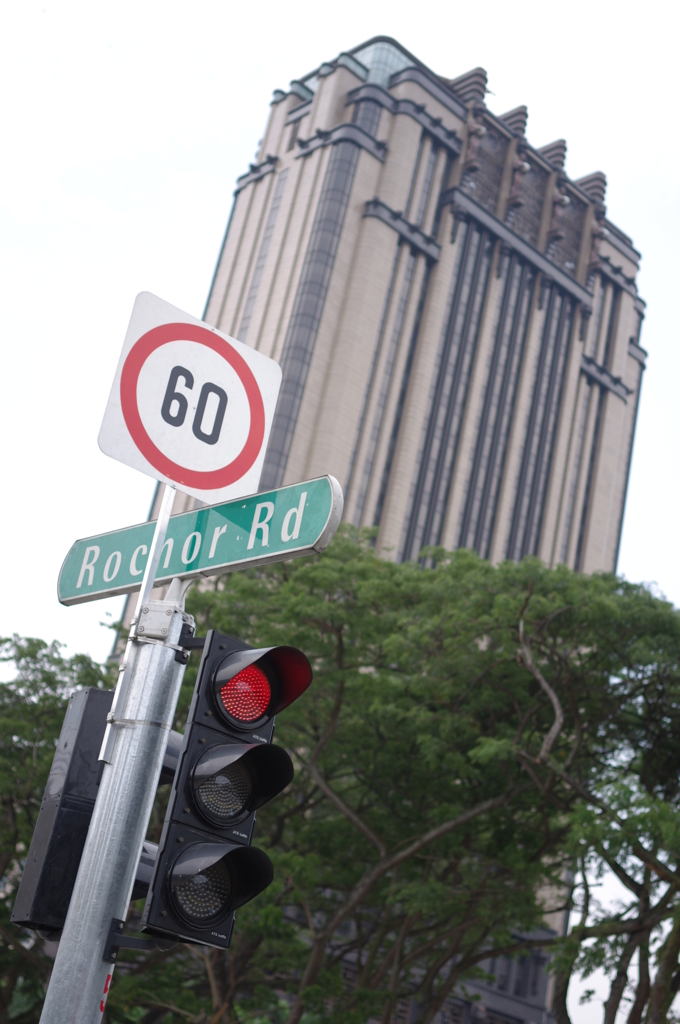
[0,635,113,1023]
[7,531,680,1023]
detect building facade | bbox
[202,36,645,573]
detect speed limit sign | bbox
[98,292,282,502]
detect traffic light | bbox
[11,688,184,938]
[141,630,312,948]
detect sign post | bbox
[38,294,342,1024]
[39,484,185,1023]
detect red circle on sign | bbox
[120,322,265,489]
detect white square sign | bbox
[98,292,282,503]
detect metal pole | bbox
[40,485,193,1024]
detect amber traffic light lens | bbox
[195,761,253,823]
[220,665,271,722]
[173,859,232,923]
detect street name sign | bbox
[98,292,282,504]
[58,475,343,606]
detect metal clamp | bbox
[103,918,176,962]
[174,623,206,664]
[134,635,190,656]
[130,623,205,664]
[105,713,170,729]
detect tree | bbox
[169,531,680,1024]
[0,636,112,1023]
[108,532,570,1024]
[8,530,680,1023]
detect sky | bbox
[0,2,678,1017]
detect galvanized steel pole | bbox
[40,485,193,1023]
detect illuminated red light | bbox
[220,665,271,722]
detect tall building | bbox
[203,35,645,573]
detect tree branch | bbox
[306,762,387,857]
[304,673,388,856]
[284,787,523,1024]
[518,619,564,762]
[543,762,680,888]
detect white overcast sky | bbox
[1,2,676,1017]
[1,0,677,668]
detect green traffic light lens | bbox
[195,761,253,824]
[172,859,232,923]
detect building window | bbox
[352,40,414,87]
[496,956,512,992]
[287,119,300,152]
[457,253,535,557]
[260,141,360,489]
[237,169,289,344]
[506,285,574,560]
[401,222,493,561]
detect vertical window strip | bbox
[259,142,360,490]
[237,170,289,344]
[458,251,519,549]
[400,224,481,559]
[373,260,434,530]
[612,332,644,568]
[460,256,535,554]
[476,265,536,558]
[403,135,426,227]
[413,143,438,227]
[401,226,494,560]
[346,133,429,516]
[373,153,458,536]
[601,286,621,369]
[353,252,417,524]
[585,275,607,359]
[558,383,592,565]
[573,279,621,568]
[513,295,574,559]
[352,98,382,136]
[424,238,494,549]
[353,140,438,526]
[506,290,560,559]
[574,387,605,570]
[507,288,569,560]
[286,120,300,153]
[524,301,573,555]
[345,243,402,516]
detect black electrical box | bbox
[11,688,113,932]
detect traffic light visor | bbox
[213,646,312,728]
[170,843,274,923]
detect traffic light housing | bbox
[13,632,312,952]
[11,689,112,936]
[141,630,312,947]
[11,689,184,937]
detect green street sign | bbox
[59,476,343,606]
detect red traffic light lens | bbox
[220,665,271,723]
